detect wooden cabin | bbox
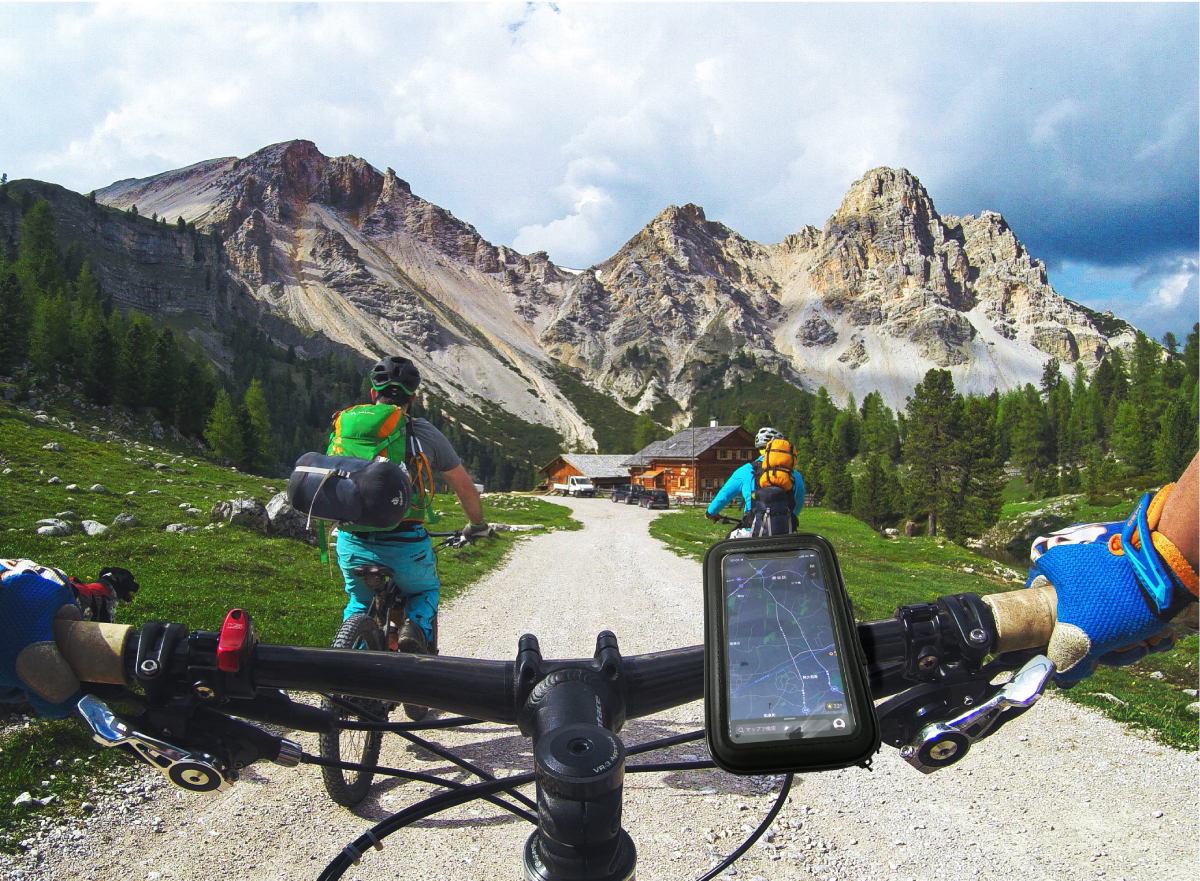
[538,454,634,491]
[624,425,756,502]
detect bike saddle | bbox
[351,565,394,588]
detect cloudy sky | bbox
[2,2,1196,338]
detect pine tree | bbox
[204,388,244,463]
[823,460,854,512]
[1009,384,1050,479]
[0,265,30,372]
[241,379,275,475]
[944,395,1005,540]
[115,318,150,410]
[147,328,183,423]
[1113,399,1156,473]
[83,317,117,405]
[1156,393,1198,481]
[904,369,960,536]
[175,357,214,437]
[16,200,65,296]
[851,454,895,529]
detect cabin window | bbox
[717,449,729,460]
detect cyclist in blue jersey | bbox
[705,427,805,536]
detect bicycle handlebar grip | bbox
[981,584,1057,654]
[52,620,133,685]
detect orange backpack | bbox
[756,438,797,491]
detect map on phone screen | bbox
[723,550,854,742]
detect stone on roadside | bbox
[210,497,270,533]
[80,520,111,537]
[42,442,63,452]
[165,523,197,534]
[111,512,140,528]
[90,484,110,494]
[264,492,317,545]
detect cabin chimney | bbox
[710,418,718,428]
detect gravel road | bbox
[4,497,1196,881]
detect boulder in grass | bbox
[65,483,80,492]
[210,498,270,533]
[90,484,110,495]
[264,492,318,545]
[165,523,197,534]
[42,442,63,452]
[47,476,62,485]
[111,512,140,529]
[80,520,111,537]
[55,511,80,521]
[35,519,71,536]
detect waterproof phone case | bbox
[703,533,879,775]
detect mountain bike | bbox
[318,528,481,805]
[59,577,1057,881]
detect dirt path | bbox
[5,498,1196,881]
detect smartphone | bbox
[703,534,879,774]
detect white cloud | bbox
[0,2,1194,329]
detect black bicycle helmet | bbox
[370,355,421,395]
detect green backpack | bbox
[326,404,437,529]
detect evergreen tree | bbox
[823,460,854,512]
[204,388,243,463]
[832,407,861,463]
[851,454,896,529]
[632,413,659,451]
[175,357,214,438]
[28,294,68,376]
[115,318,150,410]
[147,328,183,423]
[1113,399,1156,473]
[1009,384,1051,479]
[944,395,1005,540]
[241,379,275,475]
[904,369,960,536]
[16,200,65,296]
[860,391,900,460]
[0,265,29,372]
[1156,393,1197,482]
[83,316,118,405]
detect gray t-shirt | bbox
[409,417,461,474]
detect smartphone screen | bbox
[721,550,856,743]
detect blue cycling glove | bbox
[1027,485,1198,686]
[0,560,83,718]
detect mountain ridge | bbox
[4,141,1138,449]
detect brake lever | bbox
[77,695,236,793]
[899,654,1054,774]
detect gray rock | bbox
[80,520,111,537]
[883,528,899,537]
[1149,671,1165,680]
[46,476,62,485]
[1187,702,1200,713]
[37,524,70,537]
[41,442,63,452]
[264,492,317,545]
[90,484,111,494]
[55,511,80,521]
[33,414,50,423]
[111,512,140,528]
[65,483,80,491]
[12,792,33,808]
[36,518,72,534]
[185,507,203,516]
[211,497,270,533]
[154,463,171,471]
[165,523,197,534]
[2,468,11,475]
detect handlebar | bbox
[53,583,1059,707]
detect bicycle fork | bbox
[516,632,637,881]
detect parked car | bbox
[639,489,669,510]
[553,476,595,497]
[624,486,650,505]
[610,484,637,503]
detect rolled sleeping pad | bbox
[286,452,413,530]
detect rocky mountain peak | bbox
[829,167,939,230]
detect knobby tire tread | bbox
[319,614,387,806]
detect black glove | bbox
[705,512,720,523]
[98,567,140,602]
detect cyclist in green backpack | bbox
[330,355,490,654]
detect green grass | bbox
[651,506,1199,750]
[0,400,578,845]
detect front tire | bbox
[319,614,387,807]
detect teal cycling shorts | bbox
[335,527,440,641]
